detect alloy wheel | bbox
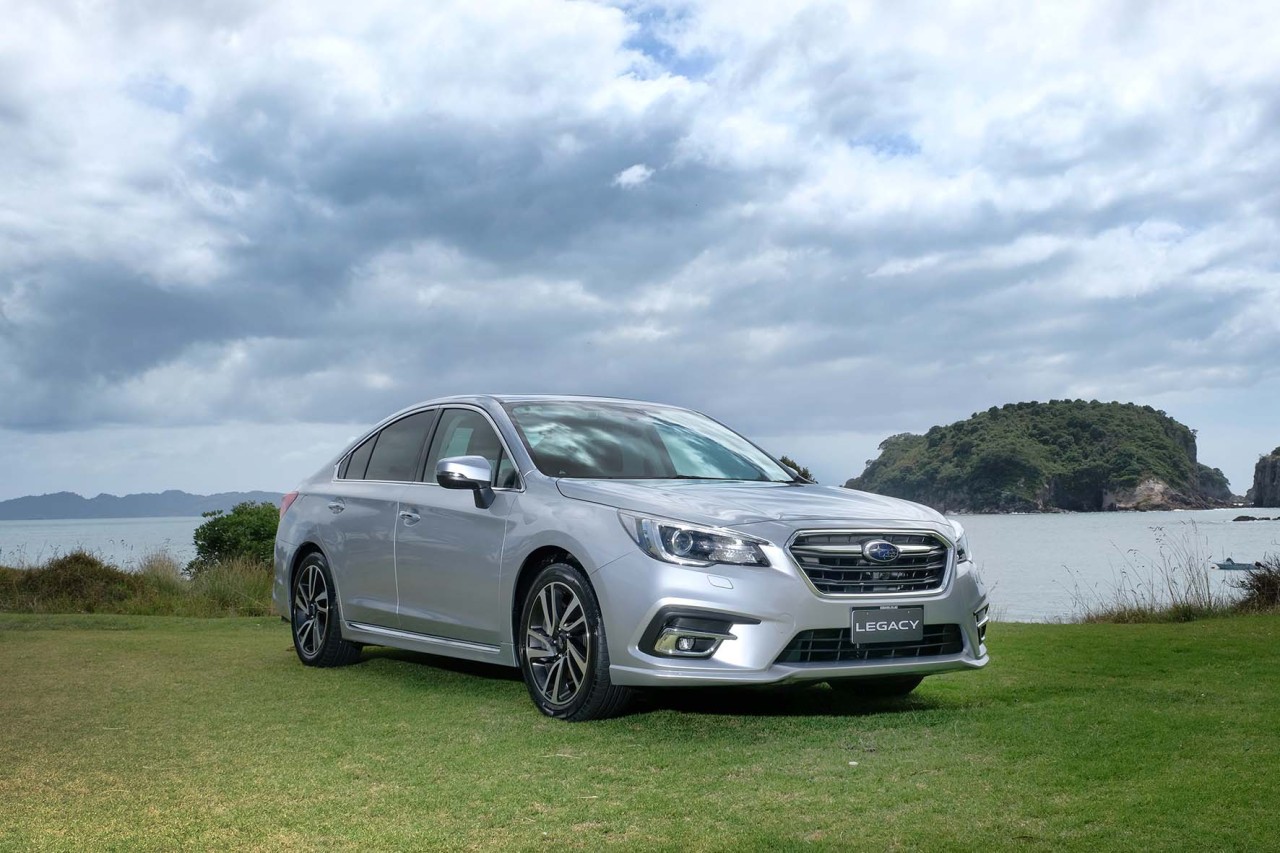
[293,563,330,659]
[524,581,591,707]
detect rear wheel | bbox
[828,675,923,698]
[291,552,361,667]
[518,562,632,721]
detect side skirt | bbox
[343,621,518,667]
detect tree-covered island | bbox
[847,400,1235,513]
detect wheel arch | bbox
[510,545,586,645]
[288,542,328,599]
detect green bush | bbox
[189,502,279,574]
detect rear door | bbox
[319,410,436,628]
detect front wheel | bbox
[828,675,923,698]
[291,552,361,667]
[518,562,632,721]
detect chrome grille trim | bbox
[787,530,951,597]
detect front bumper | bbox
[590,541,989,688]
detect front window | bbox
[425,408,520,488]
[505,401,793,482]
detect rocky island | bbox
[847,400,1234,513]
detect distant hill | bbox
[847,400,1233,513]
[0,490,284,520]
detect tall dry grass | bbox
[0,548,274,617]
[1071,523,1246,623]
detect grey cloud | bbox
[1,0,1279,496]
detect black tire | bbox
[518,562,632,721]
[290,552,362,667]
[828,675,924,698]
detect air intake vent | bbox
[776,624,963,664]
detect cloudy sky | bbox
[2,0,1278,500]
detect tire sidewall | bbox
[518,562,607,719]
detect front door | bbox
[394,407,518,646]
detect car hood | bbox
[555,479,948,531]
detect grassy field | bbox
[1,614,1277,851]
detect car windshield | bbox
[505,401,794,482]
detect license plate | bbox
[851,606,924,643]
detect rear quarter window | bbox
[341,434,377,480]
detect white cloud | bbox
[612,163,655,187]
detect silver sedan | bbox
[274,396,989,721]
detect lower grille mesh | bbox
[775,624,963,664]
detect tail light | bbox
[280,491,299,519]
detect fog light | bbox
[676,636,696,652]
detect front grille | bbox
[789,531,949,595]
[776,624,963,665]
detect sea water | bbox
[1,509,1277,621]
[955,508,1280,621]
[0,517,204,569]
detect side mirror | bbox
[436,456,496,509]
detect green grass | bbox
[2,615,1277,850]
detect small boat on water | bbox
[1213,558,1259,571]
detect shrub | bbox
[189,502,279,574]
[1231,556,1280,613]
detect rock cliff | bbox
[1252,448,1280,508]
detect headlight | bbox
[951,520,972,562]
[619,512,771,568]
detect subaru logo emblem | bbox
[863,539,900,563]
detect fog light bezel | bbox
[640,608,760,659]
[974,604,990,647]
[654,627,733,657]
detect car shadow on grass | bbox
[355,646,951,718]
[636,686,950,718]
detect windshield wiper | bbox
[663,475,737,480]
[661,475,788,482]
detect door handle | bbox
[399,509,421,525]
[327,500,345,514]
